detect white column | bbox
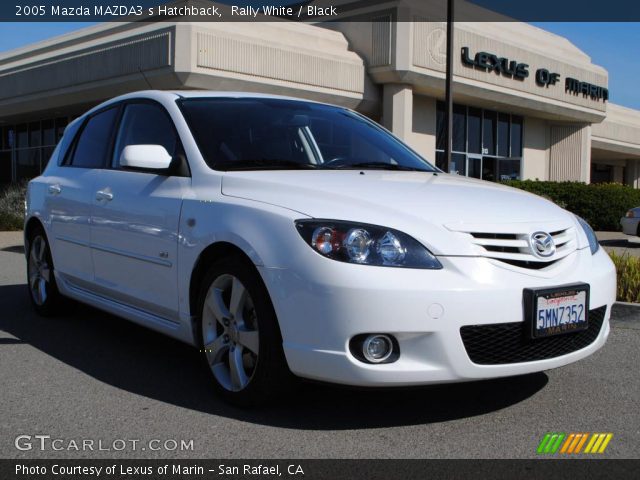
[581,125,591,183]
[382,84,413,141]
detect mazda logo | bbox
[530,231,556,258]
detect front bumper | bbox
[259,247,616,387]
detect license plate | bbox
[525,284,590,339]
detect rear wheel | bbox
[27,227,63,316]
[196,256,293,406]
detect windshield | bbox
[178,98,437,172]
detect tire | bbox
[26,226,64,316]
[196,255,294,406]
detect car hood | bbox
[221,170,579,256]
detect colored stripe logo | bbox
[537,433,613,454]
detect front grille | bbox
[460,306,606,365]
[460,227,577,270]
[497,259,555,270]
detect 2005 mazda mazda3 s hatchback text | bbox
[25,91,616,405]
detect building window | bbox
[482,110,496,157]
[42,120,55,147]
[0,116,73,183]
[0,151,11,186]
[16,148,41,180]
[436,102,524,182]
[468,107,482,154]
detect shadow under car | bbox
[0,283,548,430]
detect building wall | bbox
[549,125,591,182]
[590,104,640,185]
[626,160,640,188]
[1,13,640,186]
[522,117,548,181]
[408,95,437,162]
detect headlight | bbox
[295,219,442,269]
[576,216,599,255]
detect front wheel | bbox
[196,256,293,406]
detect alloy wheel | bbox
[202,274,260,392]
[28,235,51,306]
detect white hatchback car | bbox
[25,91,616,405]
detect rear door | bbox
[47,106,119,288]
[89,101,189,321]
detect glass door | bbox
[482,156,497,182]
[450,153,467,176]
[468,154,482,179]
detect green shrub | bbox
[609,251,640,303]
[0,181,27,231]
[502,180,640,231]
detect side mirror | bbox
[120,145,172,171]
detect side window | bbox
[69,107,118,168]
[55,120,82,166]
[112,103,178,168]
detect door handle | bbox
[48,184,61,195]
[96,190,114,202]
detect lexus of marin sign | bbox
[461,47,608,102]
[461,46,530,80]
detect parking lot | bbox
[598,231,640,258]
[1,231,639,459]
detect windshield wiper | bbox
[214,159,319,171]
[324,161,430,172]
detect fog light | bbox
[362,334,393,363]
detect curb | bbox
[614,301,640,307]
[611,302,640,325]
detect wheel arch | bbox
[24,216,46,259]
[188,241,259,320]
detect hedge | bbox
[609,251,640,303]
[0,182,26,231]
[502,180,640,231]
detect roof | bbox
[77,89,341,119]
[105,89,333,103]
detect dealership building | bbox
[1,0,640,186]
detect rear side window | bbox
[112,103,178,168]
[69,107,119,168]
[54,120,82,166]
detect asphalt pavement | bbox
[597,230,640,258]
[1,231,638,459]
